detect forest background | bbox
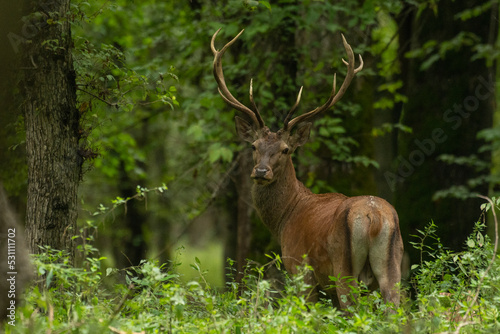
[0,0,499,289]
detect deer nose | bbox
[253,167,269,178]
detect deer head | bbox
[211,29,363,185]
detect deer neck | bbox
[251,156,310,240]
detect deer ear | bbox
[289,122,312,148]
[235,116,258,143]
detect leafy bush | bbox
[6,199,500,333]
[409,220,500,333]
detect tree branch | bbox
[78,88,118,107]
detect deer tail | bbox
[368,211,383,240]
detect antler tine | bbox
[249,78,260,114]
[283,86,303,130]
[211,29,264,128]
[286,34,363,131]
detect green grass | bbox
[173,238,225,288]
[5,220,500,333]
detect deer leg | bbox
[334,277,356,309]
[287,259,320,304]
[337,215,371,308]
[304,270,320,303]
[371,263,401,306]
[369,229,403,306]
[330,254,358,309]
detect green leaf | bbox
[208,143,233,163]
[259,1,271,10]
[477,232,484,247]
[45,269,54,289]
[186,122,205,142]
[420,53,440,71]
[318,127,330,137]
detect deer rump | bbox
[280,194,403,307]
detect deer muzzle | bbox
[251,166,273,184]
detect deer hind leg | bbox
[332,265,356,309]
[327,215,371,309]
[332,227,370,308]
[303,270,320,303]
[337,215,373,304]
[369,226,403,306]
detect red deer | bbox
[211,29,404,308]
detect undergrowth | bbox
[4,197,500,333]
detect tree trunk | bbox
[234,149,253,283]
[394,0,496,258]
[114,161,147,268]
[20,0,81,258]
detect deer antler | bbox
[283,34,363,131]
[211,28,264,129]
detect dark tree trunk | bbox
[20,0,81,258]
[114,162,147,268]
[234,149,253,282]
[224,150,254,284]
[394,0,496,259]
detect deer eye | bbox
[282,147,289,154]
[251,144,256,151]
